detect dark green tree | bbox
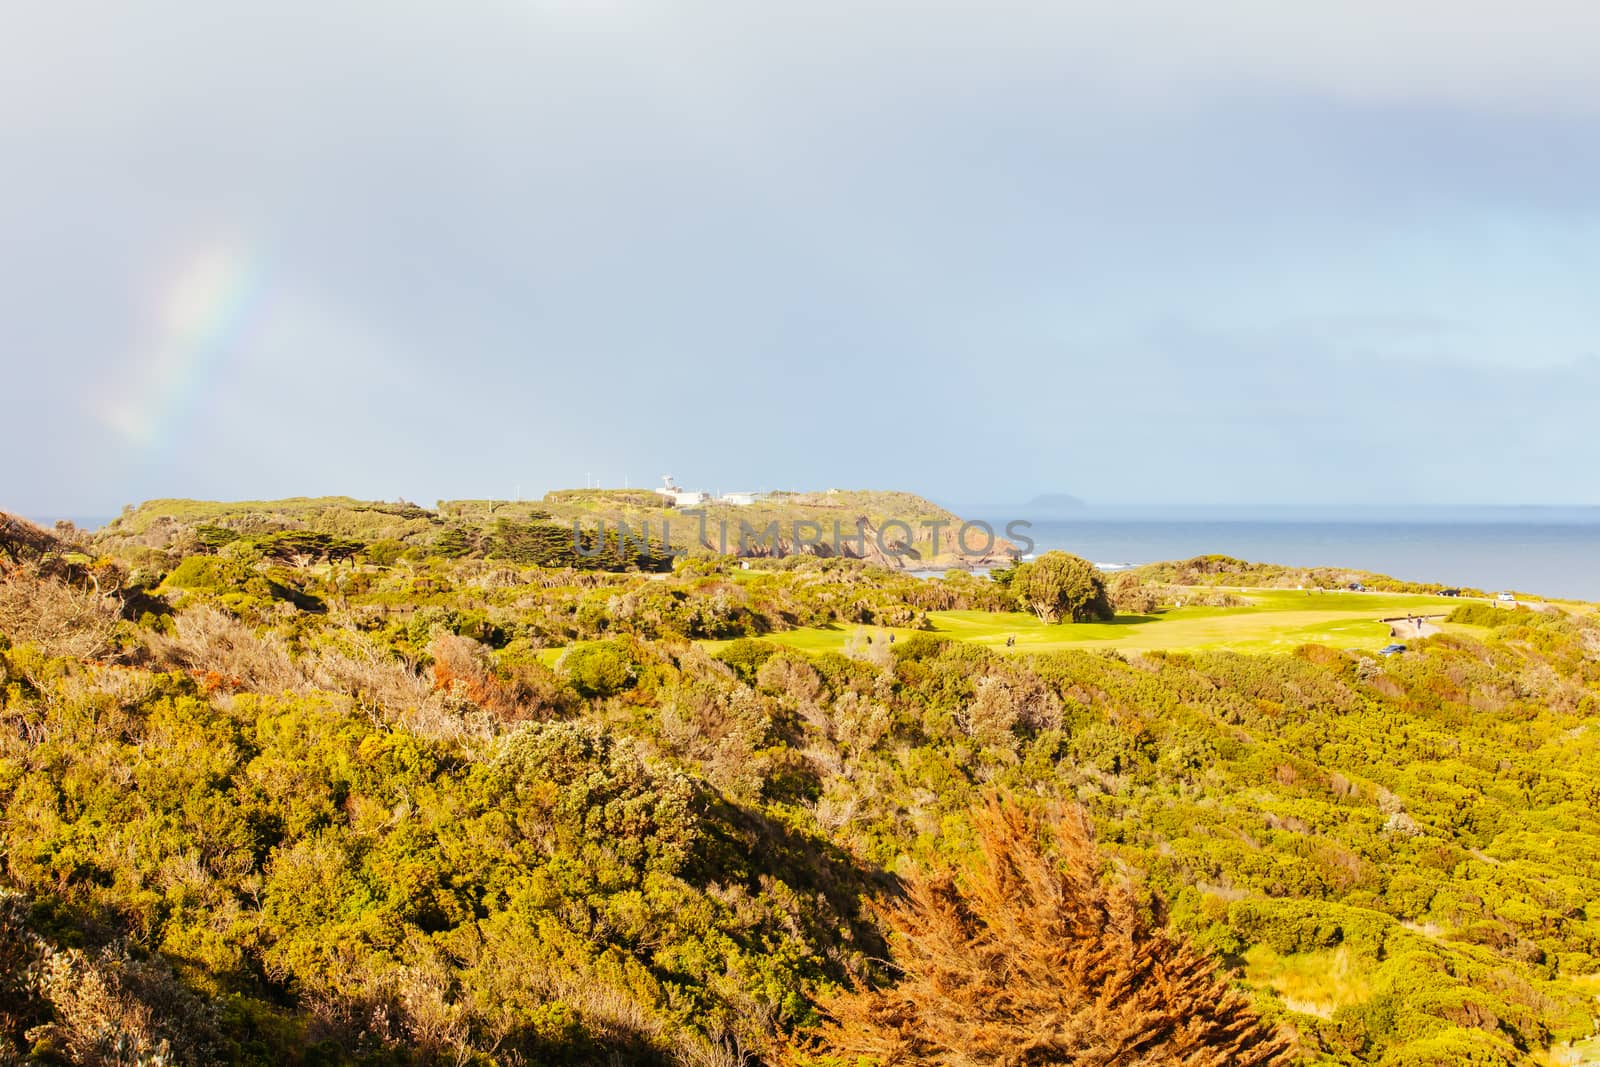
[1009,551,1112,623]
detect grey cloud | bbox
[2,2,1598,513]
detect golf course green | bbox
[716,588,1480,656]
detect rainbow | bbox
[99,238,266,450]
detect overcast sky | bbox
[5,1,1600,515]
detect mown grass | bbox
[718,589,1478,656]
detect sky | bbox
[4,1,1600,516]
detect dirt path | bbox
[1385,615,1443,639]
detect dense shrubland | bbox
[1130,555,1488,597]
[3,507,1600,1065]
[96,492,1009,575]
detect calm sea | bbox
[971,510,1600,601]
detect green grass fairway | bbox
[724,589,1476,656]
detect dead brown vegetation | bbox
[0,562,122,662]
[0,511,60,568]
[799,795,1295,1067]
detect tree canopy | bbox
[1009,551,1113,623]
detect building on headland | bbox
[653,475,767,508]
[654,475,711,508]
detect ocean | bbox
[971,510,1600,601]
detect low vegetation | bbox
[1127,555,1489,598]
[3,502,1600,1065]
[100,491,1014,574]
[798,796,1295,1066]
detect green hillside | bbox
[3,512,1600,1065]
[100,491,1014,571]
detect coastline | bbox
[977,515,1600,602]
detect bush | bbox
[712,637,780,683]
[1446,602,1546,628]
[801,796,1293,1066]
[1109,572,1163,615]
[560,639,636,697]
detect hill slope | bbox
[4,511,1599,1064]
[98,491,1016,570]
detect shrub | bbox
[800,795,1294,1066]
[712,637,780,683]
[1445,602,1548,628]
[0,562,122,661]
[560,639,636,697]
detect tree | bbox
[251,530,365,564]
[800,796,1295,1067]
[1010,551,1112,623]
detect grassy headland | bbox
[100,490,1016,571]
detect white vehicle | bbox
[1497,592,1516,602]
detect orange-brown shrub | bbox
[798,795,1295,1067]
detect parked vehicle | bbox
[1497,592,1516,602]
[1379,643,1407,655]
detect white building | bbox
[653,475,711,508]
[653,476,768,507]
